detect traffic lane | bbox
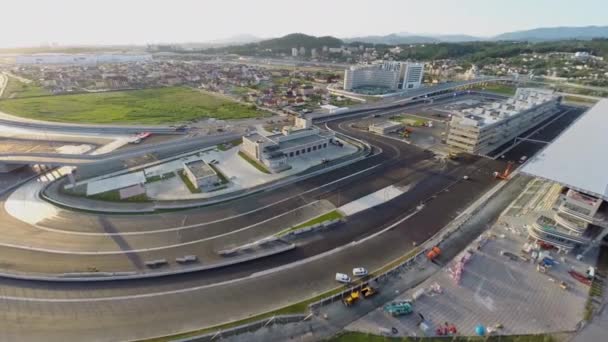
[501,108,584,162]
[0,200,336,276]
[29,107,407,235]
[24,93,470,234]
[0,137,408,253]
[0,153,495,300]
[0,157,507,342]
[33,145,389,234]
[0,147,435,282]
[491,105,582,160]
[0,150,394,251]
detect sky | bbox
[1,0,607,48]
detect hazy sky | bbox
[2,0,607,47]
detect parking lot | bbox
[346,202,591,338]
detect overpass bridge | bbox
[0,116,188,135]
[0,133,240,169]
[312,77,517,120]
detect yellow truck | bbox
[343,290,360,306]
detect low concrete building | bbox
[369,121,404,135]
[241,117,335,173]
[446,88,560,155]
[183,160,220,191]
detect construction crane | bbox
[494,161,514,180]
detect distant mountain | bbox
[257,33,342,50]
[493,26,608,41]
[344,34,440,45]
[343,26,608,45]
[209,34,262,45]
[431,34,481,42]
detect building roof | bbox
[521,99,608,201]
[280,134,328,150]
[455,88,557,127]
[184,160,216,179]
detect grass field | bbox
[238,151,271,174]
[1,76,49,99]
[88,189,150,203]
[472,83,517,96]
[276,210,344,236]
[0,87,267,124]
[178,170,202,193]
[390,115,427,126]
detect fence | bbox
[172,315,307,342]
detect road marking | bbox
[339,185,407,216]
[28,160,383,237]
[0,201,325,255]
[0,188,427,303]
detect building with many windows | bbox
[240,117,336,173]
[343,61,425,91]
[446,88,560,155]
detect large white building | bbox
[343,61,425,91]
[241,117,336,173]
[521,100,608,252]
[446,88,560,155]
[15,54,152,65]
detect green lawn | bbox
[217,138,243,151]
[208,164,228,184]
[88,189,150,203]
[1,76,49,99]
[276,210,344,236]
[472,83,516,96]
[328,332,556,342]
[178,170,202,193]
[238,151,271,174]
[0,87,266,124]
[563,95,598,105]
[390,115,426,126]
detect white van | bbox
[352,267,368,277]
[335,273,351,283]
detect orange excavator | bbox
[494,161,514,180]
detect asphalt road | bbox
[0,94,570,341]
[0,133,239,166]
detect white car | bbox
[335,273,351,283]
[352,267,368,277]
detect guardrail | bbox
[172,314,308,342]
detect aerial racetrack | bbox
[0,92,521,341]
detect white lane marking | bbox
[339,185,406,216]
[28,161,383,237]
[0,198,424,303]
[0,201,323,255]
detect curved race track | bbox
[0,97,507,341]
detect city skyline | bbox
[1,0,607,48]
